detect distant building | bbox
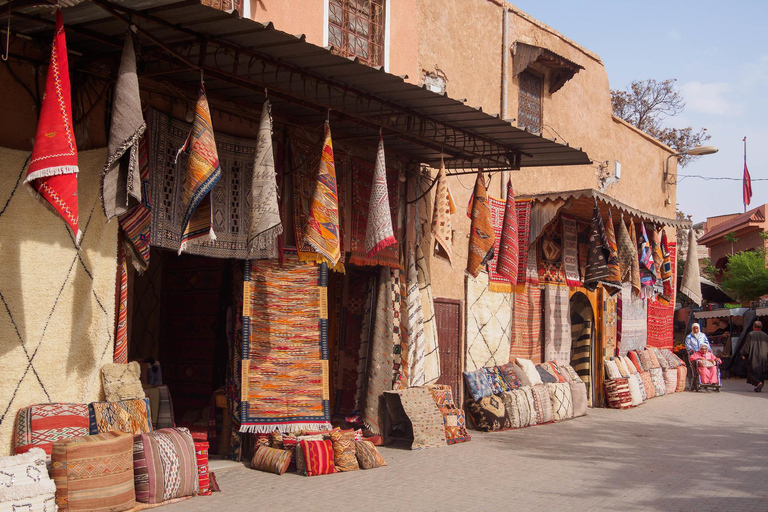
[698,205,768,280]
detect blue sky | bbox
[511,0,767,223]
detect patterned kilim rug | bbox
[147,108,256,258]
[0,148,118,457]
[570,300,593,399]
[603,294,618,358]
[510,286,542,363]
[561,215,581,287]
[240,258,331,433]
[384,387,446,450]
[618,283,648,356]
[514,199,533,290]
[466,272,513,371]
[538,218,567,286]
[543,285,572,365]
[486,195,514,292]
[350,157,400,268]
[415,242,440,385]
[647,243,676,349]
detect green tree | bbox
[611,79,710,167]
[720,249,768,302]
[724,232,739,255]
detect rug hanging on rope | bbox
[466,169,495,278]
[486,195,513,292]
[628,219,642,296]
[175,86,222,254]
[430,160,456,266]
[304,122,342,270]
[246,99,283,259]
[603,209,622,295]
[659,229,673,304]
[365,136,397,257]
[102,31,145,221]
[114,242,129,364]
[25,10,81,245]
[510,285,542,363]
[561,214,580,287]
[514,199,534,290]
[616,217,636,286]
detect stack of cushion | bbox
[13,403,90,462]
[133,427,198,503]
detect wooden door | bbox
[434,298,462,402]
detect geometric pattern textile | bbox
[118,134,152,273]
[561,215,580,287]
[464,395,510,432]
[486,193,515,292]
[101,361,145,402]
[466,272,512,371]
[514,199,534,289]
[415,242,441,385]
[88,398,152,436]
[650,368,666,397]
[147,108,256,259]
[510,286,542,363]
[384,387,446,450]
[354,440,387,469]
[647,243,676,350]
[194,441,211,495]
[537,218,567,286]
[240,258,331,433]
[466,170,495,278]
[0,148,118,458]
[463,369,493,402]
[499,391,527,429]
[0,447,57,511]
[132,427,198,503]
[618,283,647,356]
[51,431,135,512]
[25,11,81,243]
[437,406,471,445]
[543,284,571,365]
[430,161,455,266]
[304,122,341,268]
[495,180,519,285]
[330,430,359,472]
[640,371,656,400]
[530,385,554,425]
[364,137,396,257]
[13,403,90,462]
[547,382,574,422]
[604,378,631,410]
[250,445,292,475]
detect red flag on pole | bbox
[743,137,752,210]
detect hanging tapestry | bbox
[638,222,656,293]
[486,195,513,292]
[466,272,513,371]
[430,160,456,266]
[246,100,282,259]
[350,157,400,268]
[148,108,258,259]
[466,170,495,278]
[390,267,403,387]
[538,217,567,285]
[543,285,571,364]
[175,87,222,253]
[578,223,589,284]
[416,242,441,385]
[25,11,81,244]
[118,134,151,273]
[603,294,618,359]
[240,257,331,433]
[290,137,348,268]
[628,219,642,296]
[114,243,128,364]
[584,203,620,293]
[354,276,377,411]
[304,122,342,269]
[364,137,397,257]
[561,215,580,287]
[496,181,519,282]
[360,268,397,434]
[616,217,637,289]
[604,210,622,294]
[570,301,593,397]
[530,200,565,247]
[651,227,664,282]
[647,243,676,349]
[514,199,533,289]
[102,32,145,220]
[618,283,648,356]
[383,388,446,450]
[510,286,542,363]
[406,246,426,387]
[395,262,410,391]
[659,229,673,303]
[680,228,702,305]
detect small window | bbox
[518,70,543,134]
[328,0,385,67]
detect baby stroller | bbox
[688,356,721,392]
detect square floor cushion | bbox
[330,430,359,472]
[664,368,679,394]
[605,378,632,409]
[463,368,493,402]
[295,434,324,475]
[604,359,622,380]
[559,363,583,384]
[101,362,146,402]
[628,351,645,373]
[547,383,574,422]
[541,362,568,383]
[514,358,544,387]
[14,403,90,462]
[355,440,387,469]
[570,381,588,418]
[653,348,670,370]
[88,398,152,435]
[0,447,57,512]
[51,431,135,512]
[650,368,667,397]
[299,439,336,476]
[132,427,198,504]
[530,385,555,424]
[464,395,510,432]
[251,445,292,475]
[485,367,511,394]
[640,371,656,399]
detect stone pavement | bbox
[166,380,768,512]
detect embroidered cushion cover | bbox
[101,362,146,402]
[547,383,573,422]
[539,362,566,382]
[299,439,336,476]
[535,365,558,384]
[650,368,667,396]
[51,431,135,512]
[132,427,198,503]
[570,381,588,418]
[497,362,523,388]
[463,368,493,402]
[560,363,582,384]
[640,371,656,399]
[438,407,471,445]
[653,348,670,370]
[514,358,543,387]
[530,385,554,424]
[355,440,387,469]
[464,395,510,432]
[251,445,292,475]
[330,430,359,472]
[485,367,511,394]
[14,403,90,461]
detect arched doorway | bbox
[570,292,595,404]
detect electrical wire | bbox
[676,174,768,183]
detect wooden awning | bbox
[512,42,584,93]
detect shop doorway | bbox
[569,292,595,404]
[434,298,462,402]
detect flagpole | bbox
[744,136,747,213]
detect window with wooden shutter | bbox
[328,0,386,67]
[518,70,543,134]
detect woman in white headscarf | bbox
[685,323,711,354]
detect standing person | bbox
[740,321,768,392]
[685,323,711,354]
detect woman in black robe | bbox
[740,321,768,392]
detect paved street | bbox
[168,380,768,512]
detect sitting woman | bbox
[689,345,722,384]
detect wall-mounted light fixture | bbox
[664,145,718,184]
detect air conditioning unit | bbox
[614,161,621,179]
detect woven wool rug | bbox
[406,246,427,387]
[384,387,446,450]
[467,170,495,278]
[466,272,513,371]
[349,157,400,268]
[486,195,514,292]
[148,108,256,259]
[561,215,580,287]
[618,283,648,356]
[430,162,456,266]
[0,147,118,457]
[603,294,618,358]
[510,286,543,363]
[415,242,440,385]
[647,243,676,349]
[364,138,396,257]
[514,199,533,289]
[240,258,331,433]
[543,285,572,365]
[538,218,567,286]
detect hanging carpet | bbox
[466,272,513,371]
[486,183,519,292]
[118,135,151,273]
[680,228,702,305]
[466,170,495,278]
[430,161,456,265]
[538,217,567,286]
[415,242,441,385]
[510,286,542,363]
[148,108,257,258]
[618,283,648,356]
[364,137,397,257]
[604,210,622,293]
[603,293,618,358]
[659,230,673,304]
[514,199,534,290]
[647,243,676,349]
[628,219,642,296]
[406,246,426,387]
[561,215,580,287]
[584,203,620,293]
[240,258,331,433]
[543,285,572,365]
